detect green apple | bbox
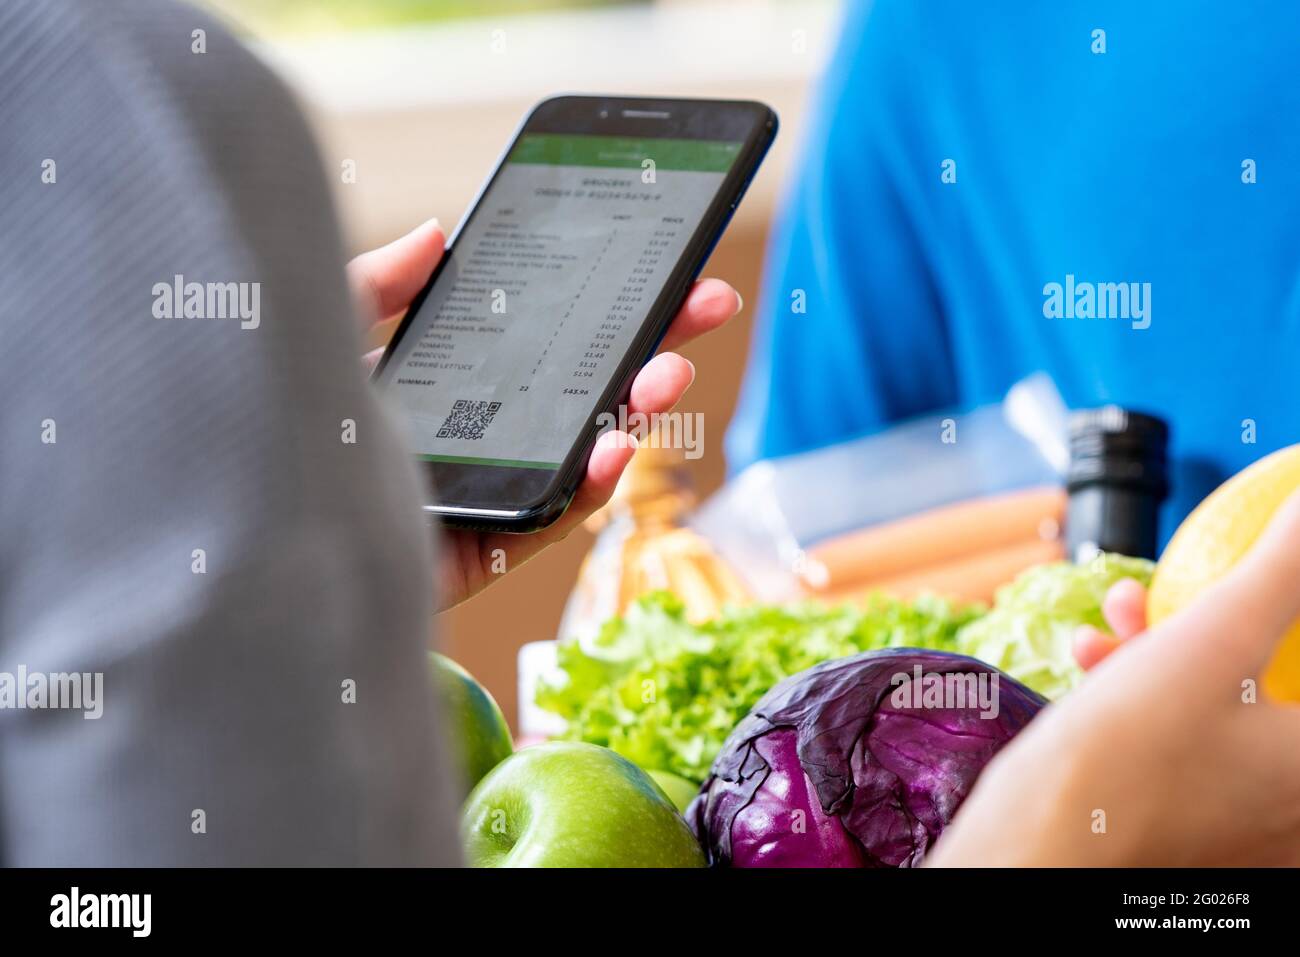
[429,653,513,798]
[647,769,702,815]
[461,741,706,867]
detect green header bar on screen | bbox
[508,134,742,173]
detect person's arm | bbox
[0,0,456,864]
[725,0,958,472]
[929,492,1300,866]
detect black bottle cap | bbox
[1067,406,1169,495]
[1065,406,1170,561]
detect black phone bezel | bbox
[372,94,778,532]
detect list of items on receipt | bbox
[380,156,727,466]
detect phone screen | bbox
[374,130,744,472]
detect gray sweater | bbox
[0,0,460,864]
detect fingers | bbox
[538,430,638,543]
[628,352,695,415]
[1103,578,1149,640]
[346,217,445,325]
[1074,625,1123,671]
[431,279,733,605]
[361,347,384,373]
[1162,489,1300,670]
[473,431,639,575]
[657,278,743,353]
[1072,579,1149,670]
[582,428,640,497]
[1211,489,1300,659]
[458,349,699,595]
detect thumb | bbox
[1175,488,1300,669]
[346,217,444,324]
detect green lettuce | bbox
[536,593,979,783]
[537,553,1155,781]
[955,553,1155,700]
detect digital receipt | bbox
[377,133,740,469]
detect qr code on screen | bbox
[436,399,502,441]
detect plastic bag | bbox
[690,375,1069,601]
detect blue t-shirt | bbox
[726,0,1300,543]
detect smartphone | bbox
[373,95,777,532]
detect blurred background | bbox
[199,0,841,724]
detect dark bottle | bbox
[1066,407,1170,562]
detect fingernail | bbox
[685,358,697,385]
[734,291,744,315]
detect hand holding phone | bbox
[352,209,744,609]
[373,96,777,533]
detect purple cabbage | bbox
[688,649,1046,867]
